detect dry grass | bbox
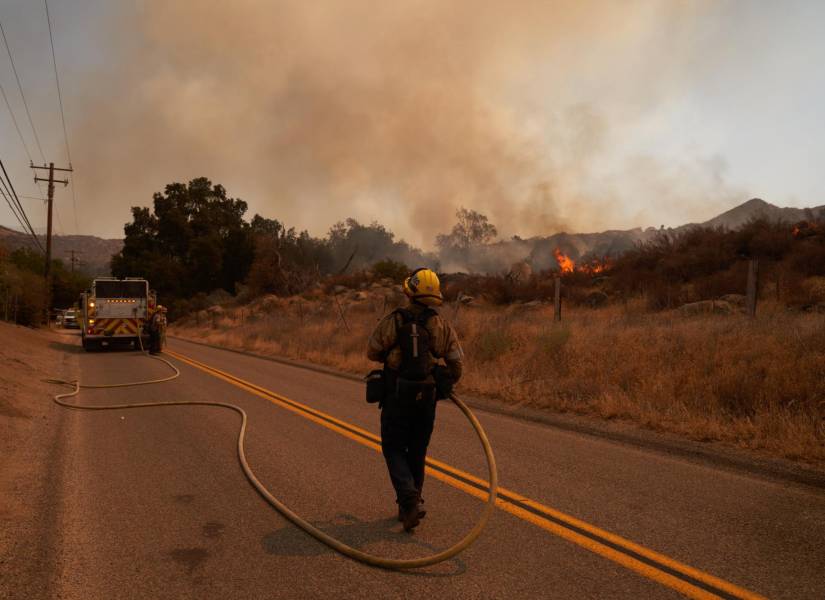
[172,296,825,465]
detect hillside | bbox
[699,198,825,230]
[0,225,122,276]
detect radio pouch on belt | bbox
[365,369,385,404]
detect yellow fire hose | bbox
[48,339,498,570]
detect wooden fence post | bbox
[746,258,759,317]
[554,277,562,322]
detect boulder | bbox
[258,295,282,311]
[352,291,369,301]
[206,288,233,306]
[333,285,348,295]
[678,300,734,316]
[584,290,609,308]
[507,261,533,283]
[719,294,746,308]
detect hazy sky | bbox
[0,0,823,247]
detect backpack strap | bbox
[392,307,435,334]
[389,308,437,356]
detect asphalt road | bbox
[37,335,825,599]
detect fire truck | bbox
[80,277,157,351]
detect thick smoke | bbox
[68,0,734,249]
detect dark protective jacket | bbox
[366,302,464,382]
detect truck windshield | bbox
[94,281,147,299]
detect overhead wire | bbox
[0,83,47,231]
[0,81,34,163]
[0,167,34,238]
[0,17,45,163]
[0,178,31,235]
[43,0,78,234]
[0,157,44,252]
[1,82,49,217]
[0,9,49,238]
[0,175,43,252]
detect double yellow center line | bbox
[166,348,765,600]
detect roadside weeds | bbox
[170,298,825,469]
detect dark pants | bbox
[380,394,437,509]
[148,329,161,353]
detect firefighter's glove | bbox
[433,365,455,401]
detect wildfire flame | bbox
[553,248,612,275]
[553,248,575,273]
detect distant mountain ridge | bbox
[0,225,122,276]
[698,198,825,230]
[1,198,823,275]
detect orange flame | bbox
[580,256,612,274]
[553,248,612,275]
[553,248,575,273]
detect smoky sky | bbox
[6,1,824,244]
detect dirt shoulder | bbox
[0,322,79,599]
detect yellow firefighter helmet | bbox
[403,268,443,306]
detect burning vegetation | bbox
[553,248,611,275]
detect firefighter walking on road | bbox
[367,268,463,532]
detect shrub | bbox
[536,327,570,356]
[474,329,513,362]
[371,259,409,282]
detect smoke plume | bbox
[68,0,736,247]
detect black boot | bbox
[400,504,421,532]
[398,496,426,522]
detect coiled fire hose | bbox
[48,339,498,570]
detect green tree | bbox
[436,208,497,250]
[327,218,429,272]
[111,178,255,314]
[246,215,332,296]
[0,246,88,325]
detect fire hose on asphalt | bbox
[47,339,498,570]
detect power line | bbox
[0,177,29,232]
[0,17,46,162]
[0,160,43,252]
[0,167,35,239]
[0,157,42,249]
[1,77,48,206]
[0,172,41,251]
[43,0,78,234]
[0,81,34,163]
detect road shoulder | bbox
[0,323,79,598]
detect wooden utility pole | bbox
[31,162,71,321]
[746,258,759,318]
